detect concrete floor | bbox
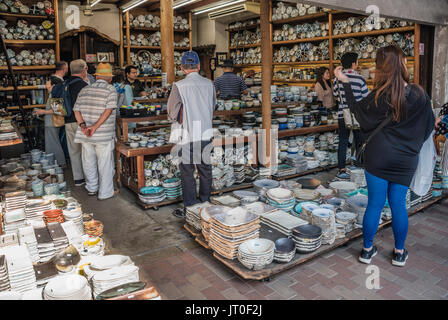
[68,168,448,300]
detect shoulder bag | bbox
[336,80,360,130]
[356,116,391,166]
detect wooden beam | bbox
[160,0,175,84]
[260,0,272,168]
[176,0,216,13]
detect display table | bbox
[0,123,23,147]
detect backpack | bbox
[51,77,84,118]
[114,83,127,108]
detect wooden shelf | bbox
[0,13,53,20]
[272,79,316,85]
[229,43,261,50]
[214,107,261,116]
[332,57,414,64]
[125,26,160,31]
[0,65,56,71]
[271,12,329,25]
[174,47,191,51]
[0,124,23,147]
[4,40,56,45]
[135,124,171,132]
[273,36,329,46]
[226,23,260,32]
[234,64,261,68]
[133,98,168,103]
[332,26,415,39]
[119,114,168,123]
[129,45,161,50]
[116,141,174,157]
[274,61,330,66]
[7,104,46,111]
[0,85,46,91]
[277,124,338,138]
[174,29,190,33]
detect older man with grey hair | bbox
[167,51,216,218]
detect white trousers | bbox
[65,122,84,181]
[81,140,115,200]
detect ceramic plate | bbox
[239,238,274,255]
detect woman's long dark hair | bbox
[316,67,331,90]
[374,45,421,122]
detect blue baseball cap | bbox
[181,50,200,65]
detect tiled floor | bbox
[71,169,448,300]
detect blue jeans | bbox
[363,170,409,250]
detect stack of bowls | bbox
[44,183,59,195]
[43,274,92,300]
[232,190,259,205]
[43,209,64,224]
[344,194,368,226]
[293,188,321,203]
[237,238,275,270]
[162,178,182,199]
[293,201,319,219]
[201,205,230,243]
[84,220,104,237]
[329,181,358,199]
[311,208,336,245]
[31,179,44,196]
[335,211,357,236]
[138,186,166,204]
[62,206,84,235]
[266,188,296,212]
[274,238,296,263]
[253,179,280,202]
[292,224,323,253]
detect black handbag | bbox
[356,116,391,166]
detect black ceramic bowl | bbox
[274,238,296,253]
[296,178,322,190]
[292,224,322,239]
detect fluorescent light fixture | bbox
[122,0,148,12]
[91,0,102,7]
[173,0,198,10]
[193,0,245,15]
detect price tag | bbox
[419,43,425,55]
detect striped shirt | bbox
[73,80,117,144]
[333,69,369,119]
[214,72,248,99]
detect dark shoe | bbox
[85,187,97,196]
[172,208,185,218]
[359,246,378,264]
[392,249,408,267]
[74,179,85,187]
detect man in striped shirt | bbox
[214,59,248,100]
[74,63,117,200]
[333,52,369,179]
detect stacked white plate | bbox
[18,226,39,263]
[335,211,357,235]
[3,208,27,234]
[232,190,259,205]
[186,202,212,231]
[62,206,84,235]
[24,199,52,220]
[80,235,105,256]
[5,191,27,212]
[335,223,346,239]
[260,210,308,237]
[0,245,37,293]
[343,194,368,225]
[243,201,278,216]
[209,207,261,260]
[266,188,296,212]
[311,209,336,245]
[329,181,358,198]
[91,265,140,299]
[238,238,275,270]
[83,255,134,281]
[43,274,92,300]
[0,255,10,292]
[211,195,241,207]
[200,206,231,243]
[292,224,323,253]
[47,222,69,253]
[61,221,84,250]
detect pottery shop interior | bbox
[0,0,447,302]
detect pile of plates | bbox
[138,186,166,204]
[47,222,69,253]
[266,188,296,212]
[243,202,278,216]
[62,206,84,235]
[292,201,319,220]
[5,191,27,212]
[253,179,280,201]
[25,199,52,220]
[200,205,230,243]
[61,221,83,250]
[43,274,92,300]
[285,154,308,173]
[233,165,245,184]
[209,207,260,260]
[311,209,336,245]
[422,187,433,202]
[232,190,259,205]
[83,255,134,281]
[273,164,296,178]
[91,265,140,299]
[34,227,56,263]
[335,211,357,236]
[3,208,27,234]
[294,188,321,202]
[292,224,322,253]
[18,226,39,263]
[186,202,212,231]
[211,195,241,207]
[343,194,368,225]
[260,210,308,237]
[0,255,10,292]
[84,220,103,237]
[162,178,182,199]
[80,235,105,256]
[274,238,296,263]
[34,260,59,287]
[326,197,345,209]
[0,245,37,293]
[43,209,64,224]
[329,181,358,198]
[238,238,275,270]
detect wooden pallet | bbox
[184,195,446,281]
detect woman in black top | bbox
[335,45,435,267]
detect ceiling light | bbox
[122,0,148,13]
[173,0,198,10]
[91,0,102,7]
[193,0,245,15]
